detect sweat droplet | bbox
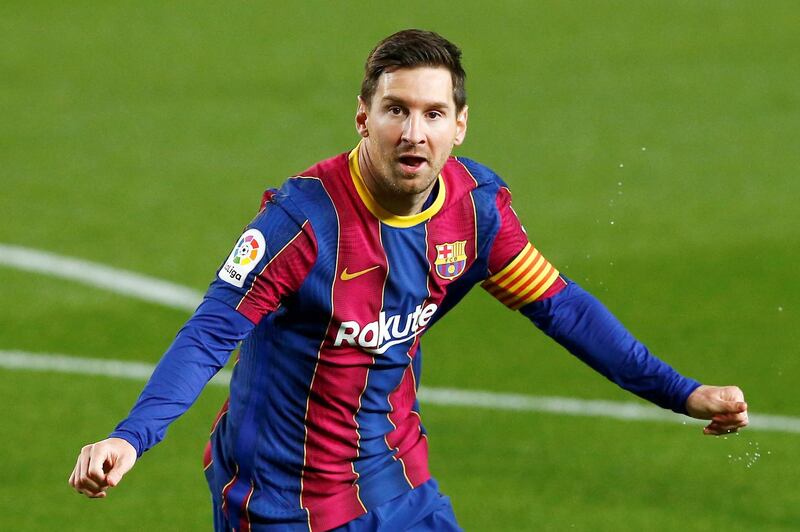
[610,221,615,225]
[641,147,647,151]
[778,306,783,312]
[619,164,624,168]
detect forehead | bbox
[373,66,455,109]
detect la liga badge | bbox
[218,228,266,287]
[434,240,467,280]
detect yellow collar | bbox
[348,143,446,228]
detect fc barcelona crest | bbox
[434,240,467,280]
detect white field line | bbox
[1,243,798,434]
[0,243,202,311]
[0,350,232,388]
[1,350,799,434]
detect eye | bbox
[426,110,443,120]
[388,106,403,116]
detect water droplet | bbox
[610,221,615,225]
[617,182,623,186]
[727,454,732,458]
[778,306,783,312]
[641,147,647,151]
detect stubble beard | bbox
[388,167,437,196]
[362,140,447,211]
[386,152,445,197]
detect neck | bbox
[358,141,434,216]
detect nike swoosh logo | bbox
[340,265,380,281]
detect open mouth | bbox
[398,154,428,173]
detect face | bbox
[356,66,468,210]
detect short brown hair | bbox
[360,29,467,112]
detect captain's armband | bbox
[481,243,560,310]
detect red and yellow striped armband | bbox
[481,242,560,310]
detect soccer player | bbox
[69,29,749,531]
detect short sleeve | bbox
[206,192,317,323]
[481,187,563,310]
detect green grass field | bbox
[2,1,799,529]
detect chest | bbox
[304,210,479,358]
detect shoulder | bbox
[443,156,512,214]
[451,157,510,190]
[296,151,350,182]
[269,151,351,213]
[256,150,350,222]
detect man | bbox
[69,29,749,531]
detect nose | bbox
[401,113,426,146]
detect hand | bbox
[685,385,749,435]
[69,438,137,498]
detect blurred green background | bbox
[2,1,798,529]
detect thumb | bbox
[106,457,133,487]
[106,469,123,487]
[717,400,747,415]
[105,444,137,487]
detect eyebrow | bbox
[380,95,451,110]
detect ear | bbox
[453,105,468,146]
[355,96,369,138]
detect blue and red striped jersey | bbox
[111,144,700,531]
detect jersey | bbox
[111,144,701,532]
